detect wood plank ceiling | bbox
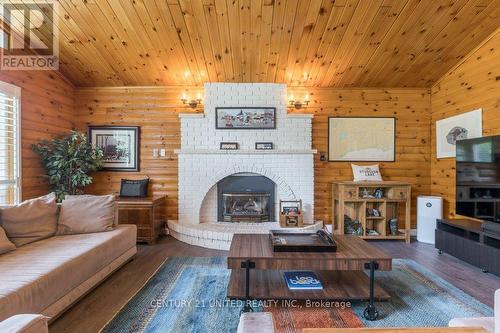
[6,0,500,87]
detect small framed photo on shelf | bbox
[255,142,273,150]
[282,206,299,215]
[220,142,239,150]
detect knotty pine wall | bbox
[0,71,76,200]
[76,87,431,227]
[431,29,500,219]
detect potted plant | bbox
[32,131,104,202]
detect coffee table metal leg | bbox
[363,261,380,321]
[241,260,255,313]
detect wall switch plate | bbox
[160,149,166,157]
[153,149,159,158]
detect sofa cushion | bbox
[58,194,116,235]
[0,193,58,247]
[0,225,136,321]
[0,226,15,255]
[0,314,49,333]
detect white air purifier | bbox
[417,196,443,244]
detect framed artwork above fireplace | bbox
[215,107,276,129]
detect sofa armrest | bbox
[0,314,49,333]
[495,289,499,333]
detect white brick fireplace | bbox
[168,83,320,249]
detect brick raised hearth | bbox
[168,83,319,250]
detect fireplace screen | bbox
[222,193,271,222]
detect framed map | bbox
[328,117,396,162]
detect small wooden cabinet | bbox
[116,196,167,245]
[331,181,411,243]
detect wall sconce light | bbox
[289,93,310,109]
[181,91,202,109]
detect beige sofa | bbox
[0,224,137,322]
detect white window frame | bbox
[0,80,21,205]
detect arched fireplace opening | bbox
[217,173,275,222]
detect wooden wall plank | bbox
[430,28,500,218]
[0,71,76,200]
[75,86,430,228]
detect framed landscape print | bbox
[215,107,276,129]
[328,117,396,162]
[436,109,482,159]
[88,126,140,171]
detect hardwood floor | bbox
[50,237,500,333]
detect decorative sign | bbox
[255,142,274,150]
[220,142,239,150]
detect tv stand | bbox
[435,219,500,277]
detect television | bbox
[456,135,500,222]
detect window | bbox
[0,81,21,205]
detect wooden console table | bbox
[331,181,412,243]
[116,196,167,245]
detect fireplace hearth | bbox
[217,174,275,222]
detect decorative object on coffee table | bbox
[270,230,337,252]
[332,181,411,242]
[116,195,166,245]
[328,117,395,161]
[88,126,140,171]
[280,200,303,227]
[215,107,276,129]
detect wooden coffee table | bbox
[227,234,392,320]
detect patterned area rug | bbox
[101,257,493,333]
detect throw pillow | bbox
[0,226,15,255]
[351,164,383,182]
[58,194,116,235]
[0,193,58,247]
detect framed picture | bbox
[282,206,299,215]
[328,117,396,162]
[88,126,140,171]
[436,109,482,159]
[216,107,276,129]
[255,142,273,150]
[220,142,239,150]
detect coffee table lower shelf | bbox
[227,270,390,301]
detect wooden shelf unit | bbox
[331,181,411,243]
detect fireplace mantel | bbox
[174,149,317,155]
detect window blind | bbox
[0,81,21,205]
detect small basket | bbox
[279,200,303,227]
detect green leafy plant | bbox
[32,131,104,201]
